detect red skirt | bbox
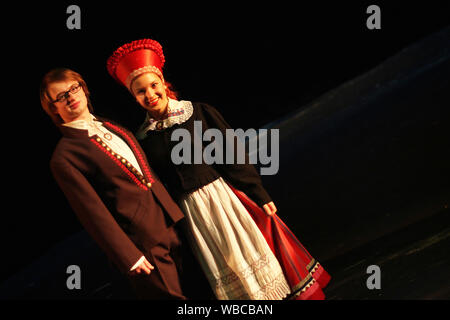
[229,185,331,300]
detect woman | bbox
[106,39,330,300]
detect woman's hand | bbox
[130,257,154,275]
[263,201,277,216]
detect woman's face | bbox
[131,72,169,118]
[47,80,90,123]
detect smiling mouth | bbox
[69,101,80,110]
[147,97,159,106]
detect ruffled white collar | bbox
[136,98,193,139]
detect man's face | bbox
[47,80,89,123]
[131,72,169,118]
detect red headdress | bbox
[106,39,165,90]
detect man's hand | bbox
[263,201,277,216]
[129,257,154,275]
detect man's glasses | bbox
[52,83,82,103]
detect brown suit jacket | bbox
[50,117,185,277]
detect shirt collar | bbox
[62,113,99,131]
[136,98,193,139]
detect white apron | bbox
[179,177,291,300]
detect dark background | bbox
[1,0,449,296]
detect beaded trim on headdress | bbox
[106,39,165,85]
[125,65,163,89]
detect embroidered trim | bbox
[146,108,185,127]
[213,253,290,300]
[288,260,324,299]
[137,100,194,138]
[91,137,150,191]
[103,122,155,185]
[126,65,163,89]
[106,38,165,85]
[215,254,270,287]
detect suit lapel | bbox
[89,134,149,191]
[100,120,155,186]
[95,118,183,220]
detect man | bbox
[40,68,187,299]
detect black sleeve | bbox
[196,103,272,207]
